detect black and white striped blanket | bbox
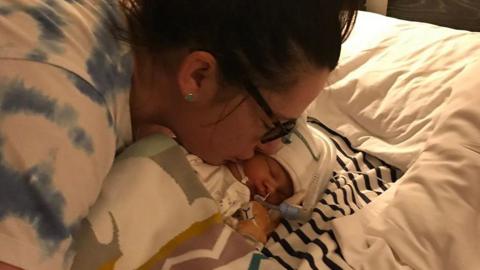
[262,118,403,270]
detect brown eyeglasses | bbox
[244,82,297,144]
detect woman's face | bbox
[173,68,330,165]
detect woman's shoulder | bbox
[0,0,135,149]
[0,0,134,98]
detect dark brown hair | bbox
[117,0,358,90]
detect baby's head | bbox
[242,152,294,205]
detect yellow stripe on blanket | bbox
[138,213,223,270]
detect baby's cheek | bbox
[245,180,256,196]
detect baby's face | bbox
[242,153,294,205]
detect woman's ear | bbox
[177,51,218,102]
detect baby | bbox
[186,117,322,244]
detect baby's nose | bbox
[253,178,278,199]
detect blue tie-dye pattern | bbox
[64,0,85,4]
[2,0,132,130]
[55,104,77,126]
[23,5,66,54]
[0,79,95,155]
[2,83,56,119]
[44,0,59,7]
[26,48,48,62]
[66,72,114,127]
[68,127,94,154]
[0,6,12,16]
[0,0,126,263]
[106,109,114,127]
[86,1,133,98]
[0,147,69,254]
[66,73,105,105]
[0,2,67,60]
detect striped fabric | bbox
[261,117,403,270]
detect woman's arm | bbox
[0,60,117,269]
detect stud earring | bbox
[184,93,195,102]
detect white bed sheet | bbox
[306,11,480,269]
[308,11,480,171]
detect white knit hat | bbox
[271,117,320,194]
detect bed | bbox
[70,11,480,270]
[274,11,480,270]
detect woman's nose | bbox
[256,138,283,155]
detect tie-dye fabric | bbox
[0,0,133,269]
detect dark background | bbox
[387,0,480,32]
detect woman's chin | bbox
[196,155,226,166]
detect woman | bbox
[0,0,357,269]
